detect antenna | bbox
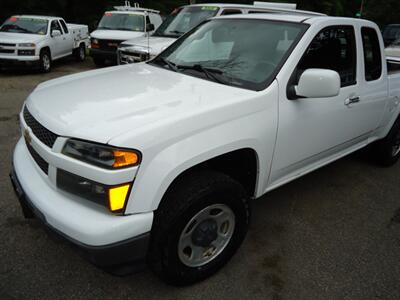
[145,10,150,60]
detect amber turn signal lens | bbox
[108,184,131,212]
[113,150,139,168]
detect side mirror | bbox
[146,23,155,32]
[295,69,340,98]
[51,29,62,37]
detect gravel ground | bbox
[0,58,399,300]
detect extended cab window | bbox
[59,19,69,34]
[361,27,382,81]
[297,26,357,87]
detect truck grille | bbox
[120,51,148,63]
[0,42,16,47]
[23,106,59,148]
[26,142,49,175]
[98,39,124,51]
[0,49,14,54]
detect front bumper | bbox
[10,138,154,270]
[90,48,117,61]
[0,56,40,68]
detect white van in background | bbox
[90,2,162,67]
[117,2,324,64]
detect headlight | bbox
[91,38,99,44]
[18,43,36,47]
[62,139,141,169]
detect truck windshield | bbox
[153,6,219,38]
[0,17,48,35]
[97,13,144,32]
[152,19,307,91]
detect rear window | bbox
[361,27,382,81]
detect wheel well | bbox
[41,47,51,56]
[166,148,258,199]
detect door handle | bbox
[345,96,360,106]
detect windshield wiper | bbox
[177,64,230,85]
[168,30,185,36]
[153,57,178,72]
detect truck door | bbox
[270,25,368,185]
[49,20,64,58]
[59,19,74,56]
[358,27,388,132]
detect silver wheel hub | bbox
[178,204,235,267]
[43,55,50,70]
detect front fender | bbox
[123,96,278,214]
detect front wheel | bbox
[148,170,250,286]
[39,49,51,73]
[371,116,400,167]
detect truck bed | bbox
[67,23,89,48]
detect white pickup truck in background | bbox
[10,13,400,286]
[0,15,89,72]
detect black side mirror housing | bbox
[146,23,155,32]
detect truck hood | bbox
[0,32,45,44]
[121,36,176,56]
[90,29,145,41]
[26,63,253,145]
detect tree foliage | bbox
[0,0,399,30]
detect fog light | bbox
[108,184,131,212]
[57,169,132,213]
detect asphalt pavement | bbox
[0,58,399,300]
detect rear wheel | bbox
[371,116,400,167]
[148,170,250,286]
[39,49,51,73]
[74,44,86,62]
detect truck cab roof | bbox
[180,3,325,16]
[215,13,378,28]
[12,15,63,21]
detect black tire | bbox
[74,44,86,62]
[39,49,51,73]
[148,170,250,286]
[371,116,400,167]
[93,57,106,67]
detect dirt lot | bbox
[1,58,400,300]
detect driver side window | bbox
[51,20,62,34]
[297,26,357,87]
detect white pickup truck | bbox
[0,15,89,72]
[10,13,400,286]
[117,3,324,64]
